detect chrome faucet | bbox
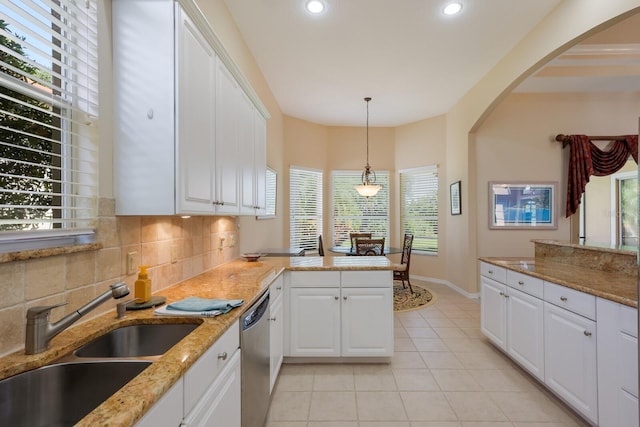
[25,281,130,354]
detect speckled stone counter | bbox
[479,256,638,308]
[0,256,391,427]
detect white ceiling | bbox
[223,0,640,127]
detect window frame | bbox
[289,165,323,252]
[399,165,439,254]
[330,169,390,248]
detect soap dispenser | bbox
[134,265,152,303]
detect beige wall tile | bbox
[157,218,173,240]
[141,242,159,267]
[0,262,25,309]
[0,305,25,355]
[96,217,119,248]
[119,216,141,246]
[99,197,116,216]
[141,217,158,242]
[25,257,66,300]
[96,247,122,282]
[66,251,96,289]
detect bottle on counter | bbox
[134,265,152,303]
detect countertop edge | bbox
[479,257,638,308]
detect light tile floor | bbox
[267,280,590,427]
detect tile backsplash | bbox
[0,198,239,357]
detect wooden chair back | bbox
[355,238,385,256]
[350,233,372,253]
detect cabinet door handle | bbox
[334,296,339,300]
[343,296,347,300]
[584,331,592,337]
[217,352,228,360]
[518,281,524,285]
[504,294,509,298]
[276,286,282,290]
[268,316,276,321]
[560,296,568,302]
[488,270,494,274]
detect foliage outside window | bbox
[290,166,323,251]
[400,165,438,253]
[0,1,98,248]
[331,170,389,248]
[617,173,637,247]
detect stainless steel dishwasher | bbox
[240,289,270,427]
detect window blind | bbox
[290,166,323,251]
[263,167,276,217]
[331,170,389,248]
[400,165,438,253]
[0,0,98,243]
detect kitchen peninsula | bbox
[480,239,638,427]
[0,255,393,427]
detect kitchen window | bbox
[290,166,323,251]
[399,165,438,253]
[0,0,98,250]
[331,170,389,248]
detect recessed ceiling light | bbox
[443,2,463,15]
[306,0,325,14]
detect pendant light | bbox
[355,97,381,197]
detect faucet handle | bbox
[26,303,67,321]
[116,298,142,319]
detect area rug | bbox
[393,282,436,312]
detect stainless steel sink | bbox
[74,323,199,358]
[0,360,151,427]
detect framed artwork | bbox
[489,181,557,229]
[450,180,461,215]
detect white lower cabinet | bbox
[480,270,544,381]
[597,297,639,427]
[181,349,241,427]
[135,377,184,427]
[286,270,393,358]
[543,301,598,424]
[269,274,284,392]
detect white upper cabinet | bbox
[113,0,268,216]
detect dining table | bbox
[328,246,403,255]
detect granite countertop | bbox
[0,255,392,427]
[480,257,638,308]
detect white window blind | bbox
[290,166,323,251]
[400,165,438,253]
[262,167,276,217]
[0,0,98,245]
[331,170,389,248]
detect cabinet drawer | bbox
[506,270,543,299]
[480,262,506,283]
[184,321,240,415]
[341,270,392,288]
[544,281,596,320]
[288,271,340,287]
[620,304,638,338]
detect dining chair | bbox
[349,233,372,253]
[318,235,325,256]
[392,234,414,293]
[355,238,385,256]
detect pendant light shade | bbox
[355,97,381,197]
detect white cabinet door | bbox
[269,285,284,392]
[480,276,507,351]
[544,302,598,424]
[214,58,240,214]
[253,111,267,216]
[289,287,341,357]
[507,286,544,381]
[182,349,241,427]
[341,287,393,357]
[134,377,183,427]
[239,90,256,215]
[176,8,216,213]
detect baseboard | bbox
[408,275,480,300]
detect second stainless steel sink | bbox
[0,360,151,427]
[74,323,199,358]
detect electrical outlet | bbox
[229,235,235,247]
[127,252,138,275]
[219,236,225,249]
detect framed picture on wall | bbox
[489,181,557,229]
[450,180,461,215]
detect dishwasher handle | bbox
[241,289,270,331]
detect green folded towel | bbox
[167,297,244,314]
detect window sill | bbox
[0,242,103,264]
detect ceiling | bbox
[223,0,640,127]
